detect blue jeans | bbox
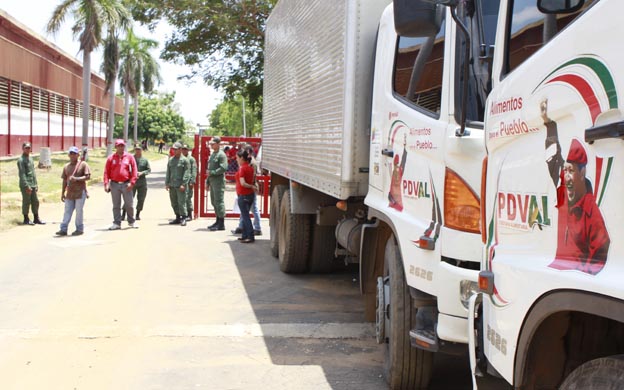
[60,190,87,232]
[237,193,256,240]
[238,196,261,230]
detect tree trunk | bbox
[123,92,130,145]
[81,51,92,149]
[106,76,116,157]
[133,95,139,145]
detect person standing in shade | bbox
[17,142,45,225]
[235,149,258,243]
[166,142,191,226]
[206,136,228,231]
[232,144,262,235]
[56,146,90,236]
[133,144,151,220]
[181,144,197,221]
[104,139,138,230]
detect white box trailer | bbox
[262,0,390,199]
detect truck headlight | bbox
[460,280,479,309]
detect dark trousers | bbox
[237,193,256,240]
[21,187,39,215]
[133,184,147,212]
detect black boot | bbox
[186,210,193,222]
[181,216,187,227]
[136,211,141,221]
[33,214,45,225]
[169,215,181,225]
[23,214,34,226]
[207,218,219,230]
[209,217,225,231]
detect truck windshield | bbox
[455,0,501,124]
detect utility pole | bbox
[242,96,247,137]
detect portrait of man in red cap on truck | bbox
[541,99,610,275]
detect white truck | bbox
[263,0,488,387]
[264,0,624,388]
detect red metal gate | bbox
[193,135,269,219]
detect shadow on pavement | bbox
[226,238,479,390]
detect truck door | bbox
[369,5,449,296]
[482,0,622,383]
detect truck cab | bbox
[404,0,624,388]
[362,0,500,387]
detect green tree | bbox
[47,0,130,150]
[118,29,161,144]
[102,19,131,156]
[209,95,262,137]
[115,93,187,145]
[128,0,276,108]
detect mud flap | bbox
[468,292,482,390]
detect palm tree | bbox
[101,23,130,156]
[119,30,161,145]
[47,0,130,150]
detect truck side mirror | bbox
[393,0,442,37]
[538,0,584,14]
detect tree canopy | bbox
[209,95,262,137]
[115,92,189,143]
[127,0,277,108]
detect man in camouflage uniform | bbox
[182,144,197,221]
[133,145,151,220]
[206,136,228,231]
[17,142,45,225]
[165,142,191,226]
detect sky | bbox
[1,2,223,127]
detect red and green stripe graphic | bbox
[536,56,618,125]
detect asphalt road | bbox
[0,157,488,390]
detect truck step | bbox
[410,328,439,352]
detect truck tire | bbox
[559,355,624,390]
[308,223,336,273]
[270,185,287,258]
[383,236,433,389]
[278,189,310,273]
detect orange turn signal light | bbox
[444,168,480,234]
[336,200,348,212]
[478,271,494,295]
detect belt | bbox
[112,180,129,184]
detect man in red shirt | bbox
[549,139,610,274]
[104,139,138,230]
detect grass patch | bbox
[0,148,166,230]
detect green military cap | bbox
[22,142,32,149]
[134,144,143,150]
[172,142,182,149]
[182,144,189,149]
[210,136,221,144]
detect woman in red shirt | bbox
[236,149,257,243]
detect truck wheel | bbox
[308,223,336,273]
[560,355,624,390]
[270,185,287,258]
[278,189,310,273]
[383,236,433,389]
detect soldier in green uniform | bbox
[181,144,198,221]
[17,142,45,225]
[133,145,151,220]
[165,142,191,226]
[206,136,228,231]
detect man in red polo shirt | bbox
[104,139,138,230]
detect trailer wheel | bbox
[308,223,336,273]
[269,185,287,258]
[383,236,433,389]
[278,189,310,273]
[560,355,624,390]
